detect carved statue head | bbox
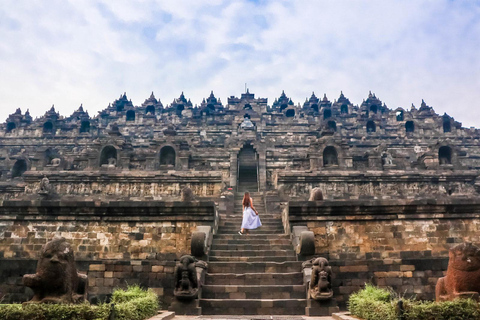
[309,188,324,201]
[448,243,480,272]
[38,237,74,273]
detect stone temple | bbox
[1,89,480,315]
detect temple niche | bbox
[160,146,176,167]
[323,147,338,167]
[439,146,452,165]
[100,146,117,167]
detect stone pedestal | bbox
[305,298,339,316]
[168,299,201,315]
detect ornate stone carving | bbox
[436,242,480,301]
[308,257,333,300]
[38,175,51,196]
[181,187,195,202]
[23,237,87,304]
[174,255,199,301]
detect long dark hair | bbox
[242,191,251,207]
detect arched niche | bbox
[146,105,155,115]
[44,148,59,166]
[323,109,331,119]
[12,159,27,178]
[396,110,404,121]
[443,121,451,133]
[126,110,135,121]
[370,105,378,114]
[328,120,337,131]
[43,121,53,133]
[160,146,176,166]
[100,145,117,167]
[366,120,376,133]
[244,104,252,110]
[323,146,338,166]
[80,120,90,133]
[341,105,348,114]
[439,146,452,165]
[116,102,124,112]
[176,105,184,117]
[311,104,319,113]
[6,122,16,133]
[405,121,415,133]
[285,109,295,118]
[207,104,215,112]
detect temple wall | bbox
[276,171,480,200]
[286,199,480,307]
[0,200,217,306]
[22,171,223,199]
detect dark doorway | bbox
[100,146,117,167]
[323,146,338,166]
[405,121,415,133]
[443,121,451,133]
[237,144,258,192]
[12,159,27,178]
[80,120,90,133]
[6,122,16,133]
[126,110,135,121]
[439,146,452,165]
[160,146,176,166]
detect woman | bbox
[239,191,262,235]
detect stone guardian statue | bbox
[23,237,87,304]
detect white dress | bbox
[241,205,262,230]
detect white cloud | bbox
[0,0,479,126]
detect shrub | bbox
[348,284,480,320]
[403,298,480,320]
[0,286,158,320]
[111,285,159,320]
[348,284,397,320]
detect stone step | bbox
[205,272,303,285]
[212,239,292,246]
[214,234,290,240]
[208,261,302,273]
[209,256,297,262]
[217,230,285,235]
[219,214,279,219]
[218,225,283,231]
[210,250,295,257]
[200,299,306,315]
[202,285,306,299]
[218,226,283,231]
[211,244,294,251]
[219,219,281,225]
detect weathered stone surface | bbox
[23,237,87,304]
[308,257,334,301]
[436,243,480,301]
[173,255,199,301]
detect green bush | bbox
[348,284,480,320]
[0,286,159,320]
[403,298,480,320]
[348,284,397,320]
[111,285,159,320]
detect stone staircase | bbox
[200,192,306,315]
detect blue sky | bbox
[1,0,480,127]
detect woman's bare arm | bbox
[250,199,258,215]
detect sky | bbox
[1,0,480,127]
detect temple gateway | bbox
[1,89,480,315]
